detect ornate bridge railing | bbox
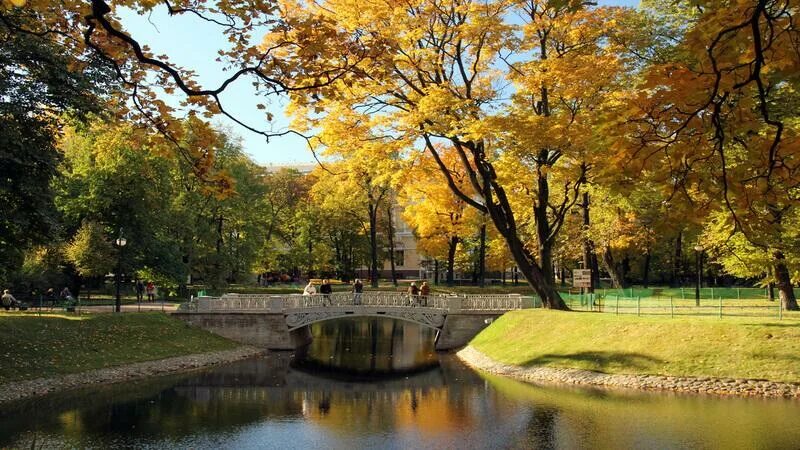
[191,292,529,313]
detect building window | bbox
[394,250,405,267]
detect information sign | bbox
[573,269,592,288]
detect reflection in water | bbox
[296,317,439,376]
[2,318,800,449]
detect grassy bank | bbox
[0,312,239,383]
[470,310,800,382]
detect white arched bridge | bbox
[175,292,534,350]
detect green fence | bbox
[557,290,793,319]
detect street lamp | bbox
[694,244,703,307]
[115,236,127,313]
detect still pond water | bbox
[2,318,800,449]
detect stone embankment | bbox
[457,346,800,399]
[0,346,265,404]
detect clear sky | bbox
[119,1,639,165]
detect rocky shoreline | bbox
[0,346,265,404]
[457,346,800,399]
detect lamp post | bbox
[115,235,127,313]
[694,244,703,307]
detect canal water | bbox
[2,318,800,449]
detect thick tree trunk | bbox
[386,207,398,286]
[434,259,439,285]
[534,160,555,285]
[672,230,682,287]
[601,245,625,289]
[642,250,651,289]
[478,223,486,288]
[774,251,799,311]
[504,234,567,309]
[591,252,600,288]
[446,236,458,287]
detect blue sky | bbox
[119,1,639,165]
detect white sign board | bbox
[573,269,592,288]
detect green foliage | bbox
[64,220,115,279]
[0,12,114,285]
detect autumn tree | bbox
[618,0,800,309]
[277,0,642,308]
[400,149,479,287]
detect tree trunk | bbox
[504,232,567,309]
[386,206,398,287]
[214,215,224,288]
[774,251,799,311]
[591,252,600,289]
[581,192,595,293]
[672,230,682,287]
[601,245,625,289]
[478,223,486,288]
[621,255,630,287]
[368,204,379,288]
[642,250,651,289]
[446,236,458,287]
[534,158,555,285]
[434,259,439,285]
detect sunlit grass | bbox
[471,310,800,382]
[0,312,239,382]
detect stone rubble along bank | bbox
[457,346,800,399]
[0,346,265,404]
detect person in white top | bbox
[303,281,317,296]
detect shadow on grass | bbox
[522,351,663,371]
[741,323,800,329]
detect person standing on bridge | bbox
[303,280,316,296]
[419,281,430,307]
[352,279,363,305]
[408,282,419,306]
[320,279,332,306]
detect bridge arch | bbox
[285,308,447,331]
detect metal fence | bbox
[189,292,530,313]
[558,291,795,319]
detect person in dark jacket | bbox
[352,279,363,305]
[320,279,332,306]
[419,281,430,307]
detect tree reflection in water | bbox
[2,320,800,448]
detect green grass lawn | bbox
[0,312,239,383]
[470,310,800,382]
